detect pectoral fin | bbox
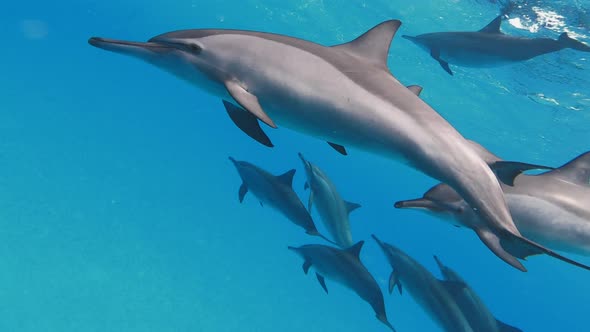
[222,100,273,147]
[307,190,314,212]
[225,80,277,128]
[431,49,453,76]
[316,273,328,294]
[302,260,312,274]
[238,183,248,203]
[388,271,402,294]
[327,142,347,155]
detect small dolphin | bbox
[298,153,361,248]
[403,15,590,75]
[288,241,395,331]
[433,256,523,332]
[371,235,474,332]
[89,20,522,253]
[395,150,590,271]
[229,157,329,241]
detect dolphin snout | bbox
[88,37,173,55]
[394,198,442,211]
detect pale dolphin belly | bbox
[508,194,590,255]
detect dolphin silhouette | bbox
[433,256,523,332]
[229,157,336,244]
[89,20,521,253]
[395,148,590,271]
[298,152,361,248]
[371,235,474,332]
[288,241,395,331]
[403,15,590,75]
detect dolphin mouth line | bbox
[88,37,173,49]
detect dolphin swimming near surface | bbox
[89,20,524,263]
[371,235,474,332]
[229,156,333,242]
[433,256,523,332]
[395,149,590,271]
[298,152,361,248]
[403,15,590,75]
[288,241,395,331]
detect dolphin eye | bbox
[188,43,202,53]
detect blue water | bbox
[2,0,589,331]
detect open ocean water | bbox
[2,0,589,331]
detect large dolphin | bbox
[229,156,332,243]
[395,149,590,271]
[371,235,474,332]
[403,15,590,75]
[298,152,361,248]
[89,20,524,261]
[288,241,395,331]
[433,256,523,332]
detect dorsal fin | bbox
[479,15,503,34]
[345,201,361,214]
[543,151,590,185]
[332,20,402,68]
[406,85,423,96]
[346,240,365,259]
[277,169,296,187]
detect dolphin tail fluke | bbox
[512,233,590,271]
[479,227,590,272]
[558,32,590,52]
[475,228,528,272]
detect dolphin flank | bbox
[403,15,590,75]
[89,20,521,251]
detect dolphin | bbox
[89,20,523,262]
[298,152,361,248]
[229,156,333,243]
[371,235,474,332]
[433,256,523,332]
[395,150,590,271]
[402,15,590,75]
[288,241,395,331]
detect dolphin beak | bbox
[394,198,439,210]
[88,37,174,55]
[297,152,310,168]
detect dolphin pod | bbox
[403,15,590,75]
[88,12,589,332]
[89,20,528,260]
